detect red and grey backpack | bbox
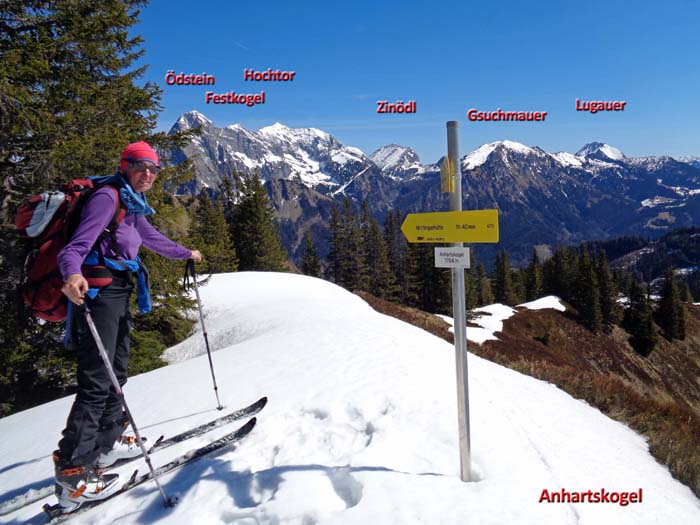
[15,178,126,322]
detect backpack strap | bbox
[90,185,127,262]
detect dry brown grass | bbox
[356,291,700,498]
[509,360,700,497]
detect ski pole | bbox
[82,304,174,507]
[183,259,224,410]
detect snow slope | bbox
[1,273,699,524]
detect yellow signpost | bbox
[400,209,499,243]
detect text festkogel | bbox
[205,91,265,106]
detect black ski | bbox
[43,417,257,522]
[105,396,267,470]
[0,396,266,517]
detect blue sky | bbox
[136,0,699,163]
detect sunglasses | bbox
[130,161,161,175]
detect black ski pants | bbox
[57,272,133,468]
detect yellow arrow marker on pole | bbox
[401,209,499,243]
[440,156,456,193]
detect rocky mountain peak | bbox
[370,144,421,171]
[576,142,626,162]
[462,140,540,170]
[171,110,214,133]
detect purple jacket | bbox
[58,187,192,280]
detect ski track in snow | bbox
[1,273,699,525]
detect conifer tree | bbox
[301,230,322,278]
[219,172,243,222]
[596,250,622,328]
[399,241,421,308]
[475,263,494,306]
[655,268,686,340]
[493,250,516,305]
[543,246,575,301]
[510,268,526,305]
[465,256,479,310]
[363,211,396,298]
[326,198,367,291]
[348,200,370,292]
[398,248,418,306]
[327,204,346,284]
[492,252,503,302]
[340,198,368,290]
[613,268,634,299]
[230,173,287,271]
[187,191,238,274]
[406,243,451,313]
[0,0,195,414]
[525,249,543,301]
[623,280,657,356]
[678,280,692,303]
[384,209,407,302]
[573,248,602,331]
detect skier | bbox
[52,141,202,513]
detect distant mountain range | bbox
[167,111,700,266]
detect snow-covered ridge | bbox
[499,139,536,155]
[462,142,498,170]
[259,122,332,144]
[599,144,625,160]
[462,140,545,170]
[2,274,700,524]
[551,151,583,167]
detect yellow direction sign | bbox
[401,209,499,243]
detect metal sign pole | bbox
[447,121,472,482]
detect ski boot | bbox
[96,434,150,468]
[53,452,120,514]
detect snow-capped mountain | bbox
[369,144,425,179]
[575,142,626,162]
[165,112,700,265]
[461,140,549,171]
[170,111,380,195]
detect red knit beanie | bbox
[120,141,160,171]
